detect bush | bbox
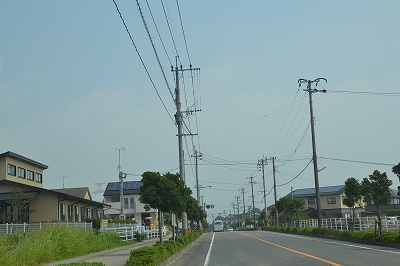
[126,230,203,266]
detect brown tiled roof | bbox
[52,187,92,200]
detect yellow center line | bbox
[238,232,342,266]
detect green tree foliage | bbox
[139,171,192,242]
[361,170,393,235]
[276,198,304,227]
[185,196,206,230]
[392,163,400,195]
[3,187,36,223]
[342,177,363,231]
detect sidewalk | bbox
[43,238,159,266]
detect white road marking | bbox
[266,231,400,255]
[204,232,215,266]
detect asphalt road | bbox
[167,231,400,266]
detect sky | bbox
[1,1,400,223]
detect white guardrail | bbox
[295,217,400,231]
[101,223,167,241]
[0,222,92,235]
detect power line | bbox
[136,0,175,104]
[161,0,181,65]
[176,0,191,65]
[319,157,396,166]
[112,0,175,125]
[326,90,400,96]
[145,0,172,65]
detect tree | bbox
[139,171,185,243]
[392,163,400,196]
[276,198,304,227]
[361,170,393,235]
[3,187,36,223]
[342,177,363,231]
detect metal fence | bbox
[0,222,92,235]
[102,223,167,241]
[297,217,400,232]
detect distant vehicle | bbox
[382,216,398,224]
[227,227,234,231]
[213,220,224,232]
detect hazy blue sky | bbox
[1,1,399,222]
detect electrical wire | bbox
[112,0,175,125]
[319,157,396,166]
[136,0,175,104]
[326,90,400,96]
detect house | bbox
[364,188,400,215]
[103,181,158,226]
[283,185,365,218]
[0,151,109,223]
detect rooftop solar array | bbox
[290,185,345,197]
[105,181,142,191]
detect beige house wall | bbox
[0,156,45,188]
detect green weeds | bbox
[0,226,132,266]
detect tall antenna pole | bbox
[111,147,125,219]
[298,77,327,228]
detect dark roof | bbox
[0,151,48,170]
[52,187,92,200]
[0,191,38,202]
[284,185,345,198]
[0,180,109,208]
[103,181,142,196]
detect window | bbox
[308,198,316,205]
[75,206,79,222]
[92,209,96,218]
[60,203,66,222]
[106,196,120,203]
[7,164,16,176]
[68,205,73,222]
[36,173,42,183]
[124,198,129,209]
[27,170,34,181]
[130,198,135,209]
[81,207,85,221]
[86,208,91,219]
[327,197,336,204]
[18,167,26,179]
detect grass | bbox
[0,226,133,266]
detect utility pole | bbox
[173,62,200,235]
[111,148,125,219]
[235,196,240,228]
[241,188,245,226]
[192,150,202,205]
[271,157,278,226]
[258,157,268,225]
[248,176,256,228]
[298,77,327,228]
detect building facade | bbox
[103,181,157,226]
[284,185,365,218]
[0,151,109,223]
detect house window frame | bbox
[18,167,26,179]
[327,197,336,205]
[60,203,66,222]
[36,173,42,183]
[130,197,135,209]
[27,170,34,181]
[75,206,79,222]
[124,198,129,210]
[308,198,316,205]
[7,164,16,176]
